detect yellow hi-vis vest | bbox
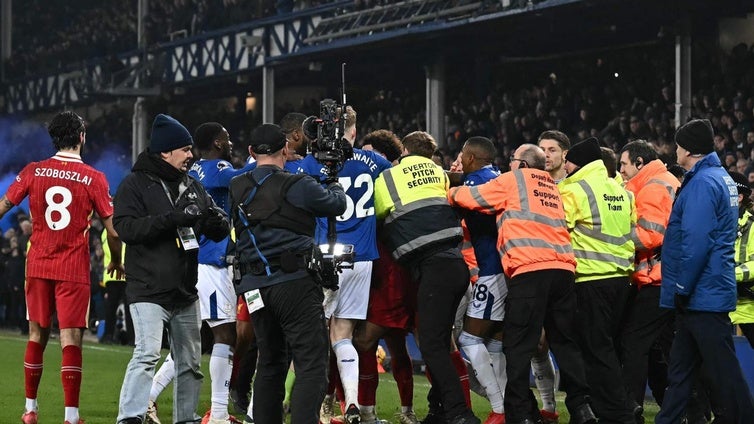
[101,228,126,284]
[731,209,754,324]
[560,160,636,282]
[374,155,462,263]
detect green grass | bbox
[0,330,658,423]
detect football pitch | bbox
[0,330,658,423]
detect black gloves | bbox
[169,210,202,227]
[197,208,229,242]
[737,282,754,300]
[339,138,354,161]
[674,293,690,313]
[327,181,343,191]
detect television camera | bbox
[302,64,355,290]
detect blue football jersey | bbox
[189,159,254,266]
[299,149,392,261]
[464,165,504,276]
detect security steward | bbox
[616,140,679,418]
[374,131,478,424]
[561,137,635,424]
[728,170,754,350]
[449,143,597,424]
[229,124,346,424]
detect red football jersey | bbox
[6,152,114,284]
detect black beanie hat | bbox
[250,124,287,154]
[675,119,714,155]
[149,114,193,153]
[565,137,602,168]
[728,171,752,196]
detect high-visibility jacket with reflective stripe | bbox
[624,160,679,288]
[560,160,636,283]
[731,210,754,324]
[374,155,463,264]
[447,168,576,279]
[461,223,480,284]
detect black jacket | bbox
[113,152,229,307]
[230,165,346,292]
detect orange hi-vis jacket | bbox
[448,168,576,279]
[624,159,679,288]
[461,222,480,284]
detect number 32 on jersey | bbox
[337,175,374,221]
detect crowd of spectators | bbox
[0,213,30,334]
[7,39,753,182]
[354,40,754,176]
[5,0,282,79]
[4,0,536,80]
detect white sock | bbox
[64,406,79,423]
[333,338,359,408]
[401,406,414,414]
[25,398,38,413]
[246,387,254,419]
[458,331,503,413]
[150,353,175,401]
[487,338,507,411]
[210,343,234,419]
[531,349,556,413]
[360,404,375,419]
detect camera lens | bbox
[184,204,201,216]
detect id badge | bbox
[244,289,265,313]
[177,227,199,250]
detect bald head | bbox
[515,144,547,170]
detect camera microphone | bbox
[302,116,319,141]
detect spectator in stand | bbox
[3,231,27,332]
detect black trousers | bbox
[104,280,134,344]
[575,277,634,424]
[656,311,754,424]
[251,277,329,424]
[618,284,674,407]
[740,323,754,349]
[646,321,674,406]
[503,269,591,422]
[414,255,471,420]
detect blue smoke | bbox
[90,145,131,193]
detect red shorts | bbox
[236,295,250,322]
[25,277,90,329]
[367,244,418,331]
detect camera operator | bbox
[229,124,346,424]
[114,114,230,424]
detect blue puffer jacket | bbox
[660,153,738,312]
